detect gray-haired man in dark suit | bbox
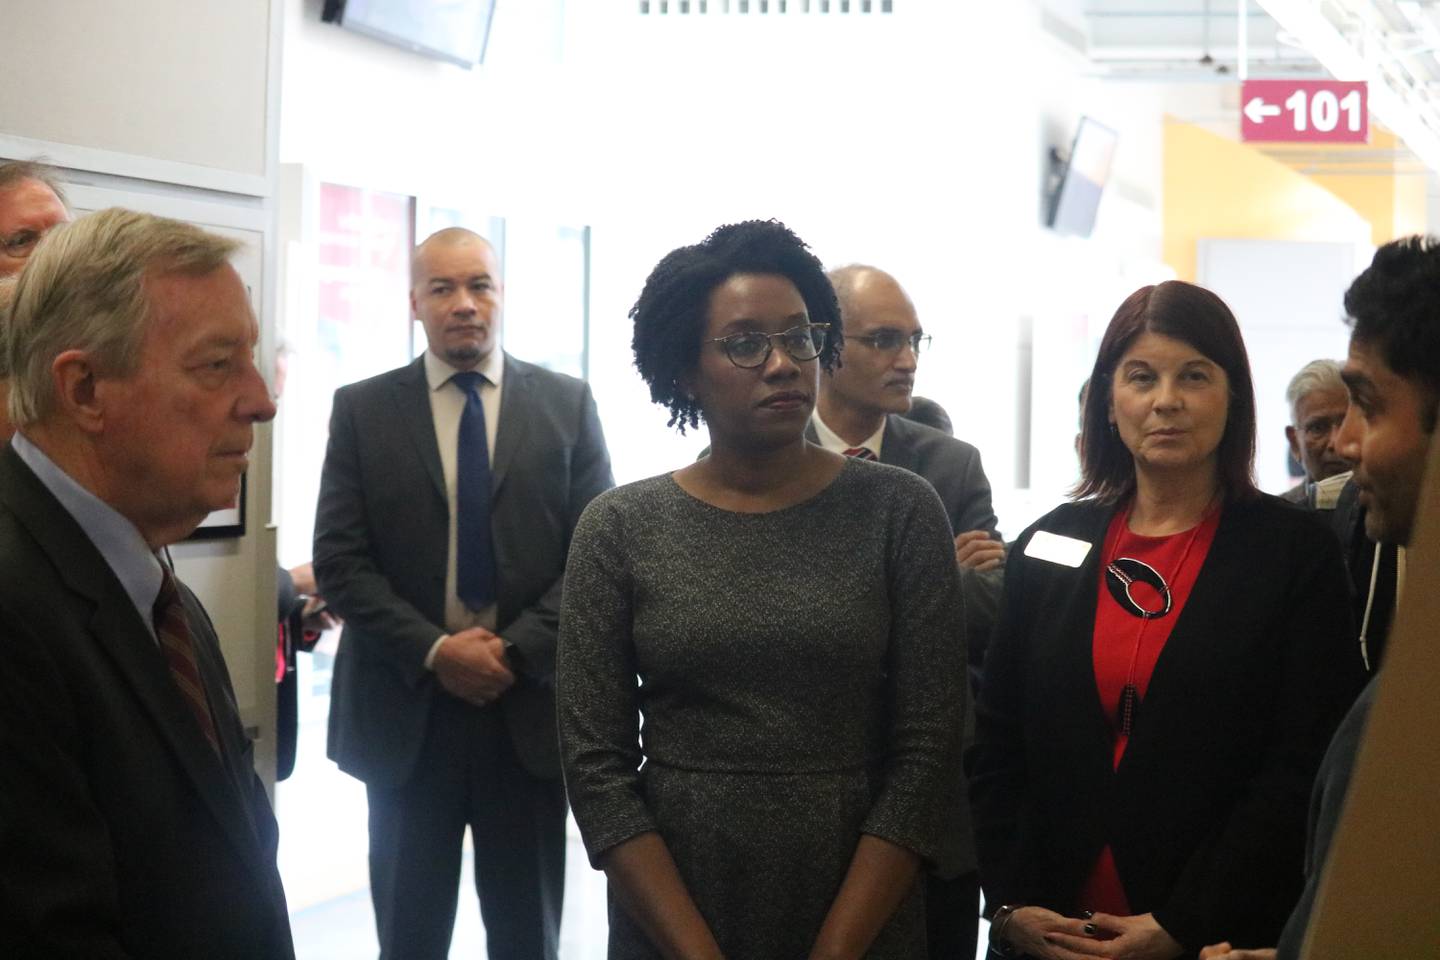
[314,228,613,960]
[0,208,292,959]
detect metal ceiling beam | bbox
[1258,0,1440,173]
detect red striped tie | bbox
[843,446,878,461]
[154,568,220,754]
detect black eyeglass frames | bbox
[706,323,831,369]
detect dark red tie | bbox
[154,567,220,754]
[843,446,878,461]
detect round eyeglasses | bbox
[848,330,932,355]
[706,323,830,369]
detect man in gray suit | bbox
[817,266,1000,558]
[817,264,998,960]
[314,228,613,960]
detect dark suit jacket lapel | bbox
[880,414,921,473]
[0,449,271,885]
[804,415,911,463]
[392,356,446,503]
[491,354,529,498]
[180,585,264,820]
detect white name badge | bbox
[1024,530,1093,568]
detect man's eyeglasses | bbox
[707,323,830,369]
[2,229,47,261]
[848,330,932,355]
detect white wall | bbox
[1199,238,1369,493]
[0,0,276,193]
[277,0,1181,538]
[0,0,284,782]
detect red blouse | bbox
[1077,504,1221,917]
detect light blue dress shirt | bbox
[12,433,165,638]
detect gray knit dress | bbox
[557,458,966,959]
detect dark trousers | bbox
[927,870,981,960]
[366,694,567,960]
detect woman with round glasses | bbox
[557,220,965,958]
[969,281,1366,960]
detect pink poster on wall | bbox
[316,183,414,386]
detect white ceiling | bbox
[1043,0,1324,79]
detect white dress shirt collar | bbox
[811,410,886,459]
[423,346,505,393]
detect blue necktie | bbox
[452,371,496,609]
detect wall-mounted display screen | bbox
[1048,117,1119,238]
[322,0,497,69]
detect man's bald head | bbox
[410,227,504,370]
[827,265,915,327]
[818,264,923,435]
[410,227,495,290]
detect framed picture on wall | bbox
[186,475,247,540]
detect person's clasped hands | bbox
[994,907,1184,960]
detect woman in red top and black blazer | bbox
[969,281,1367,960]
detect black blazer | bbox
[968,495,1366,953]
[315,354,613,787]
[0,448,294,959]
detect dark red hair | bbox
[1074,280,1259,504]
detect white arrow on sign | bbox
[1244,96,1281,124]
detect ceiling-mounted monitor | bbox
[1047,117,1119,238]
[322,0,497,69]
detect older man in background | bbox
[1281,358,1352,506]
[0,160,69,280]
[0,160,72,442]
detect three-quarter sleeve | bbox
[860,477,967,861]
[557,493,656,865]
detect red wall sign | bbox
[1241,80,1368,144]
